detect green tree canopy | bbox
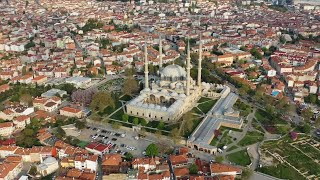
[140,118,147,126]
[75,120,86,130]
[189,164,198,174]
[90,92,115,112]
[215,156,224,163]
[123,77,139,96]
[146,143,159,157]
[301,108,313,122]
[122,114,129,122]
[157,121,165,130]
[133,117,139,125]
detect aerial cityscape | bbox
[0,0,319,179]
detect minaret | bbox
[198,35,202,87]
[159,34,163,70]
[144,41,149,89]
[186,38,191,96]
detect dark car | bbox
[115,133,121,137]
[101,130,107,133]
[111,138,117,141]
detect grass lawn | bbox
[258,164,306,180]
[110,108,125,120]
[198,97,213,103]
[77,141,88,148]
[226,145,239,152]
[219,126,243,132]
[198,99,217,114]
[120,94,133,101]
[217,131,233,148]
[192,107,203,115]
[210,137,219,146]
[227,149,251,166]
[238,130,264,146]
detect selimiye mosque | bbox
[126,35,243,154]
[126,36,204,121]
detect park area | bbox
[237,130,264,146]
[259,136,320,179]
[209,126,242,148]
[226,149,251,166]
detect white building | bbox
[37,157,59,176]
[65,77,92,88]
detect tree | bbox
[140,118,147,126]
[125,152,133,161]
[24,129,34,136]
[29,166,37,176]
[71,88,97,105]
[22,66,27,75]
[189,164,198,174]
[145,143,159,157]
[157,121,165,130]
[56,126,66,139]
[75,120,86,130]
[241,168,253,180]
[124,68,136,77]
[133,117,139,125]
[266,104,276,116]
[59,83,76,94]
[301,108,313,122]
[300,123,311,134]
[170,128,180,143]
[305,94,317,104]
[20,93,33,106]
[123,77,139,96]
[215,156,224,163]
[180,112,194,135]
[90,92,115,112]
[315,117,320,128]
[250,47,263,59]
[122,114,129,122]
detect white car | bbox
[92,136,98,140]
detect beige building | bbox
[0,122,15,137]
[59,106,83,118]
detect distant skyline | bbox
[294,0,320,5]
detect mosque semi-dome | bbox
[161,64,186,79]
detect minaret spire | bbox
[186,37,191,96]
[144,40,149,89]
[198,34,202,87]
[159,34,163,70]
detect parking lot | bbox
[74,124,155,157]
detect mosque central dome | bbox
[161,64,186,78]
